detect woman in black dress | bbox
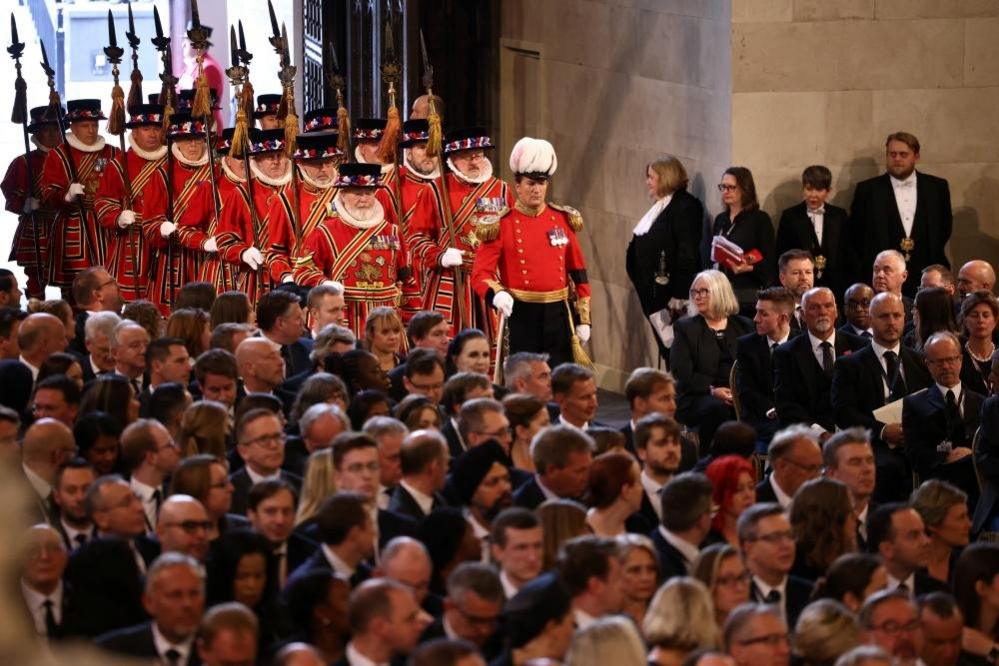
[671,269,753,453]
[712,167,776,317]
[626,155,705,360]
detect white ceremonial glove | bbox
[117,210,136,229]
[202,237,218,253]
[322,279,345,290]
[64,182,85,203]
[22,197,40,214]
[439,247,464,268]
[576,324,591,343]
[493,291,514,318]
[282,275,295,284]
[241,247,264,270]
[159,220,177,238]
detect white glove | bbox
[493,291,514,318]
[203,237,218,253]
[241,247,264,270]
[439,247,464,268]
[576,324,591,343]
[117,210,136,229]
[22,197,40,214]
[63,182,84,203]
[159,220,177,238]
[282,275,295,283]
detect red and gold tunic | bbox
[40,137,117,287]
[263,175,337,283]
[215,169,289,305]
[142,148,216,314]
[177,161,242,294]
[293,198,422,337]
[471,200,591,321]
[1,148,56,295]
[94,145,168,302]
[410,170,513,336]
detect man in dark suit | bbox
[20,418,77,525]
[377,537,444,619]
[50,459,97,551]
[740,503,814,628]
[335,578,432,666]
[286,492,375,590]
[419,562,504,660]
[777,166,854,300]
[851,131,952,298]
[387,311,451,402]
[284,404,349,478]
[69,266,122,356]
[620,368,698,470]
[489,508,544,599]
[736,287,794,447]
[0,307,26,362]
[441,373,495,461]
[824,429,879,550]
[774,287,867,434]
[245,479,317,588]
[234,338,296,418]
[777,250,815,327]
[867,503,950,598]
[228,409,302,515]
[512,425,593,510]
[902,331,982,506]
[95,553,204,665]
[625,168,704,361]
[19,525,77,641]
[755,426,823,510]
[839,283,875,338]
[389,430,450,523]
[79,310,120,384]
[833,292,931,503]
[632,413,687,528]
[256,288,315,378]
[648,472,713,583]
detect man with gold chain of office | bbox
[471,137,592,370]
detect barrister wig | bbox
[509,136,557,179]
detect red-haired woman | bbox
[705,454,757,546]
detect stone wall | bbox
[500,0,733,389]
[732,0,999,273]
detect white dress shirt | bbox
[321,544,356,578]
[806,206,825,245]
[558,414,588,431]
[937,381,964,417]
[808,330,837,370]
[640,470,665,521]
[500,570,520,599]
[21,579,62,635]
[245,466,281,486]
[658,526,699,571]
[871,340,903,399]
[19,355,39,381]
[129,477,162,532]
[769,475,793,509]
[22,463,51,502]
[890,172,917,237]
[346,642,387,666]
[886,572,916,597]
[752,574,789,620]
[152,622,194,665]
[399,480,435,516]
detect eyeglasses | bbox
[97,278,117,290]
[157,439,180,452]
[717,184,738,192]
[784,458,823,476]
[165,520,213,534]
[737,632,789,647]
[750,530,794,545]
[689,288,710,298]
[716,571,751,587]
[926,355,962,366]
[243,433,286,447]
[344,462,380,475]
[870,619,921,635]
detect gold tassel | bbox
[161,99,174,133]
[571,335,595,370]
[426,109,443,158]
[127,68,143,110]
[375,104,401,164]
[230,107,249,159]
[107,83,126,136]
[192,77,211,120]
[11,77,27,125]
[284,111,298,158]
[336,106,351,156]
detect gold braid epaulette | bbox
[474,206,508,243]
[549,203,583,232]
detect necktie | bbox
[862,330,873,338]
[764,589,782,605]
[164,648,181,666]
[946,389,961,438]
[73,533,87,549]
[884,351,900,395]
[152,488,162,514]
[130,378,141,397]
[275,547,288,589]
[897,582,910,595]
[43,599,58,637]
[820,341,834,378]
[770,341,778,356]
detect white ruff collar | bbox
[298,167,335,191]
[448,156,493,185]
[127,134,167,161]
[333,191,384,229]
[66,133,106,153]
[249,160,292,187]
[171,142,209,167]
[355,146,396,175]
[403,150,440,181]
[30,137,52,153]
[221,158,246,183]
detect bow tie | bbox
[807,207,825,216]
[895,178,915,189]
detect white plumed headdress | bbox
[509,137,557,178]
